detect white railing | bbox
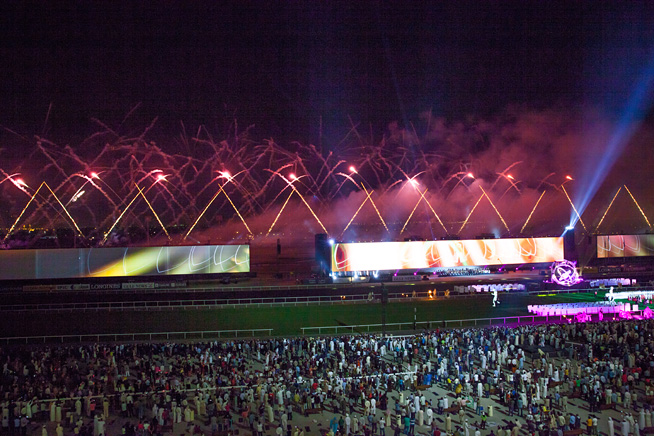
[0,294,378,311]
[0,328,273,345]
[300,310,646,335]
[1,309,645,344]
[0,287,596,312]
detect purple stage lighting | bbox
[550,259,583,287]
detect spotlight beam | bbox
[570,49,654,223]
[561,185,587,232]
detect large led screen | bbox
[0,245,249,280]
[597,234,654,258]
[332,237,563,272]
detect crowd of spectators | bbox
[2,317,654,436]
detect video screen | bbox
[597,234,654,258]
[0,245,250,280]
[332,237,564,272]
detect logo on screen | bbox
[550,260,582,287]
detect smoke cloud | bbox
[1,105,653,247]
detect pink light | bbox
[550,260,582,287]
[467,173,474,179]
[506,174,514,180]
[349,166,357,173]
[90,172,99,179]
[13,178,26,187]
[565,175,573,181]
[156,174,166,181]
[289,173,297,180]
[409,178,419,187]
[618,310,632,320]
[219,170,231,179]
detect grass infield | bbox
[1,290,608,339]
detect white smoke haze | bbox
[1,104,653,247]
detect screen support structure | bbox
[380,283,388,336]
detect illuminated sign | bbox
[597,234,654,258]
[0,245,249,280]
[550,260,582,286]
[332,237,564,272]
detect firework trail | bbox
[2,108,650,245]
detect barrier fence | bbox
[0,308,645,344]
[1,280,613,297]
[0,294,390,312]
[0,287,598,313]
[0,328,273,345]
[300,310,646,335]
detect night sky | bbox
[1,1,654,242]
[2,1,654,145]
